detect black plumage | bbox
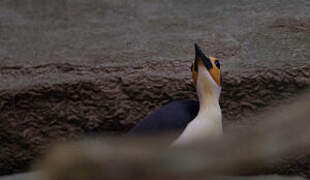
[128,100,199,135]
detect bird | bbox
[172,44,222,146]
[129,44,222,145]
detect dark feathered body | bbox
[128,100,199,135]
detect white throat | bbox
[203,70,221,100]
[171,69,222,147]
[171,101,222,146]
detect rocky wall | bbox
[0,62,309,175]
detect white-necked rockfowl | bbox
[129,44,222,144]
[172,44,222,146]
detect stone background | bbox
[0,0,310,178]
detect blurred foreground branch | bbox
[39,90,310,180]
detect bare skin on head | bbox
[172,44,222,146]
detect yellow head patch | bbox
[191,44,221,87]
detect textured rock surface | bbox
[0,0,310,70]
[0,62,309,175]
[1,0,310,177]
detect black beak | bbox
[194,43,213,71]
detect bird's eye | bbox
[214,60,220,69]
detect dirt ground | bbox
[0,0,310,178]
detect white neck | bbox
[203,69,221,100]
[171,101,222,146]
[171,67,222,147]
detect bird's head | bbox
[190,44,222,99]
